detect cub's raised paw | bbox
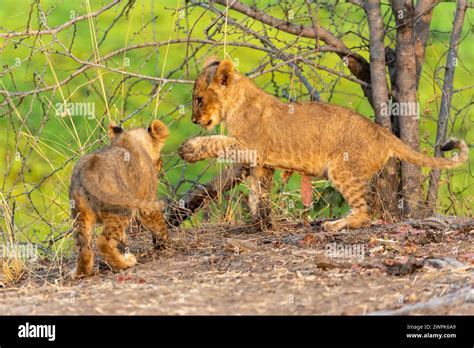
[178,138,205,163]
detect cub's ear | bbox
[148,119,169,139]
[108,122,123,139]
[213,59,234,87]
[203,55,220,69]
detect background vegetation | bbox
[0,0,472,257]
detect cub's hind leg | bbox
[322,169,370,232]
[139,208,169,250]
[72,213,96,277]
[97,214,137,271]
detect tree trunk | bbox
[414,0,438,88]
[426,0,467,212]
[392,0,423,218]
[366,0,400,220]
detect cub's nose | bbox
[192,117,198,124]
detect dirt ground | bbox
[1,217,473,315]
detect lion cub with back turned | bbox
[179,58,468,232]
[69,120,169,277]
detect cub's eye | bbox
[196,96,203,107]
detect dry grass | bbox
[0,217,473,315]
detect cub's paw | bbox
[178,138,206,163]
[152,233,169,251]
[152,240,167,251]
[321,219,348,232]
[68,267,93,280]
[68,268,79,280]
[123,252,137,268]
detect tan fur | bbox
[179,58,469,232]
[69,120,169,277]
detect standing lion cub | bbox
[179,58,468,232]
[69,120,169,277]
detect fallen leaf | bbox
[403,243,417,254]
[460,253,474,265]
[299,234,317,247]
[116,274,133,283]
[369,245,384,254]
[368,236,379,248]
[396,225,409,234]
[406,293,417,303]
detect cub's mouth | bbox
[204,119,216,130]
[194,112,219,130]
[199,117,217,130]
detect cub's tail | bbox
[390,135,468,169]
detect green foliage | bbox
[0,1,472,249]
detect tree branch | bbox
[0,0,122,39]
[426,0,467,211]
[212,0,373,106]
[414,0,438,88]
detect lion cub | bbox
[179,58,468,232]
[69,120,169,277]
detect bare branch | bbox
[212,0,373,106]
[0,0,122,39]
[414,0,438,87]
[0,39,279,98]
[426,0,468,211]
[346,0,365,8]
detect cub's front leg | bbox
[248,166,274,230]
[178,135,240,163]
